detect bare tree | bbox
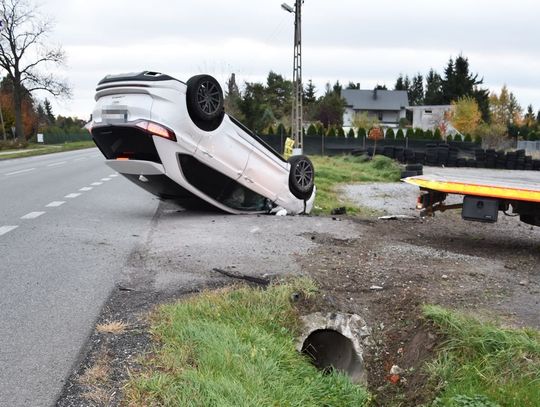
[0,0,70,139]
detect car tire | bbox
[186,74,225,131]
[288,155,315,200]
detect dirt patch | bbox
[57,196,539,406]
[298,212,539,406]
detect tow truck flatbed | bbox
[403,168,540,226]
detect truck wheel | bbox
[288,155,315,200]
[186,74,224,131]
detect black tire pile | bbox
[355,145,540,171]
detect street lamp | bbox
[281,0,304,155]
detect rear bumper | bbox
[105,159,164,175]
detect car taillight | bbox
[135,120,176,141]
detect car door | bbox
[242,144,289,201]
[195,124,252,181]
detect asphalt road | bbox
[0,149,158,407]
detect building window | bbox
[424,109,432,114]
[378,111,383,121]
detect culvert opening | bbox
[301,329,364,381]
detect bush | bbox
[463,134,472,142]
[434,128,442,140]
[454,133,463,142]
[327,127,336,137]
[267,125,275,135]
[307,123,317,136]
[406,128,414,139]
[395,128,404,139]
[528,132,539,141]
[276,123,286,136]
[357,128,366,138]
[425,129,433,140]
[337,127,345,137]
[385,128,395,139]
[347,128,355,138]
[414,128,425,139]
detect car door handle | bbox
[200,149,213,158]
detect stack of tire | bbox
[401,163,423,178]
[425,144,438,166]
[447,146,459,167]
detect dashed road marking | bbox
[91,182,102,186]
[5,168,35,176]
[109,174,119,177]
[21,211,45,220]
[46,201,65,207]
[65,193,82,199]
[47,161,67,167]
[73,157,87,162]
[0,226,18,236]
[101,178,111,181]
[79,187,93,191]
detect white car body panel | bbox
[90,72,315,215]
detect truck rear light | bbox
[135,120,176,141]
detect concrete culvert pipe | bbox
[297,312,371,385]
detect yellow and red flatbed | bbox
[403,168,540,226]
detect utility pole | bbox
[282,0,304,155]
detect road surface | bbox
[0,149,158,407]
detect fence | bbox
[31,133,92,144]
[517,140,540,152]
[260,134,480,157]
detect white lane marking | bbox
[5,168,36,176]
[0,225,18,236]
[21,211,45,220]
[109,174,119,177]
[91,182,102,186]
[73,157,87,162]
[46,201,65,207]
[65,193,82,199]
[79,187,93,191]
[101,178,111,181]
[47,161,67,167]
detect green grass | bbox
[125,281,370,407]
[0,141,95,159]
[310,154,401,215]
[424,305,540,407]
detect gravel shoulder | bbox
[57,169,540,406]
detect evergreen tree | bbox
[385,128,395,139]
[434,128,442,140]
[375,84,388,90]
[304,80,317,104]
[394,74,408,91]
[346,82,360,89]
[406,128,415,139]
[357,128,366,138]
[424,69,444,105]
[327,127,336,137]
[337,127,345,137]
[44,98,55,124]
[306,123,317,136]
[408,74,424,106]
[276,123,286,136]
[524,105,536,127]
[267,125,275,135]
[424,129,433,139]
[347,128,355,138]
[396,128,404,139]
[414,128,425,139]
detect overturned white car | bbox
[89,72,315,214]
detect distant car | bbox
[88,71,315,214]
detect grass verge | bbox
[310,154,401,215]
[0,141,95,159]
[424,305,540,407]
[125,280,370,407]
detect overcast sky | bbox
[34,0,540,119]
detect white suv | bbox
[89,71,315,214]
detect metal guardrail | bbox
[518,141,540,152]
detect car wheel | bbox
[186,74,225,131]
[288,155,315,200]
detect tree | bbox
[394,74,409,91]
[385,128,395,139]
[306,123,317,136]
[265,71,292,121]
[424,69,444,105]
[406,128,414,139]
[224,73,244,120]
[434,128,442,140]
[0,0,70,139]
[450,96,481,135]
[490,85,522,126]
[408,74,424,106]
[357,128,366,138]
[346,82,360,90]
[304,80,317,104]
[43,98,54,124]
[347,128,355,138]
[395,128,404,139]
[524,105,536,127]
[351,111,379,130]
[337,127,345,137]
[375,84,387,90]
[313,83,346,128]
